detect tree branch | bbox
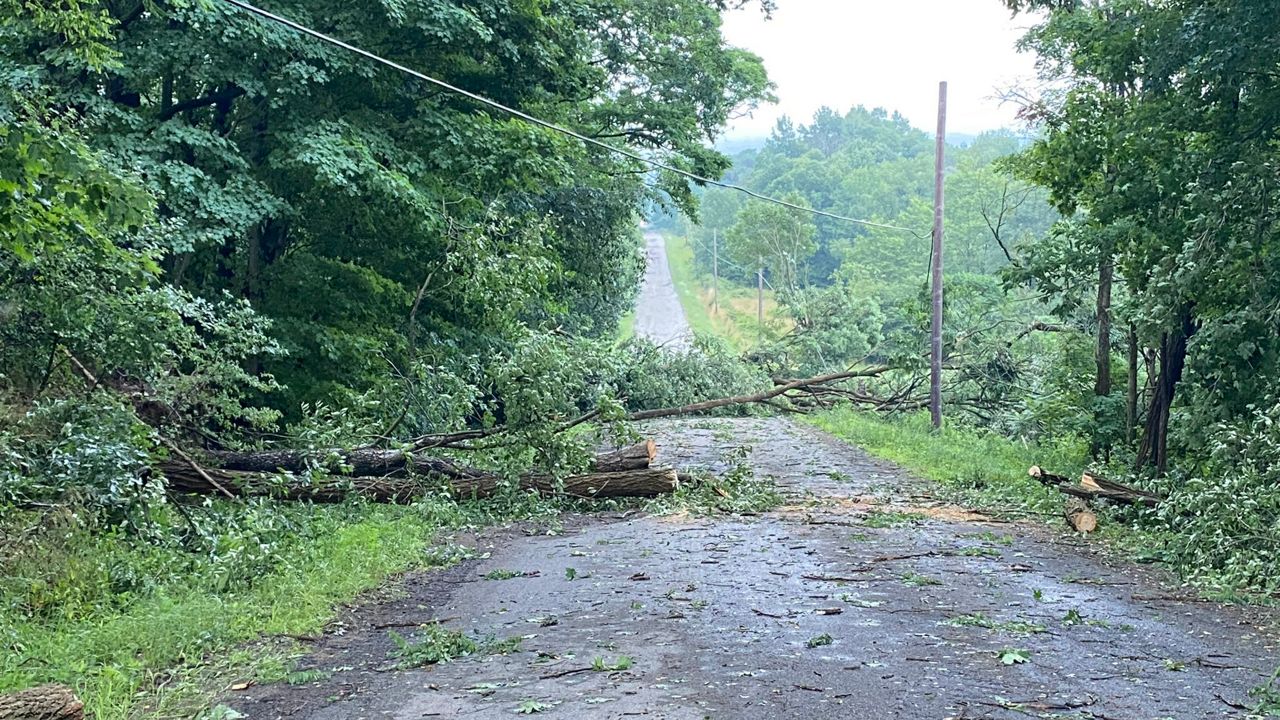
[159,86,246,121]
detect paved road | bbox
[633,232,692,350]
[234,418,1279,719]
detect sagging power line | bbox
[219,0,922,235]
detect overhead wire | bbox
[219,0,924,235]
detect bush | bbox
[1152,403,1280,594]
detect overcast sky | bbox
[720,0,1040,140]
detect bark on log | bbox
[0,684,83,720]
[160,463,678,502]
[592,440,657,472]
[1064,497,1098,534]
[200,441,655,477]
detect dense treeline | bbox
[1006,0,1280,587]
[1,0,773,489]
[5,0,1280,712]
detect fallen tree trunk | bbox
[1064,497,1098,533]
[160,463,679,502]
[199,441,656,478]
[1028,466,1162,508]
[0,684,83,720]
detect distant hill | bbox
[715,135,768,155]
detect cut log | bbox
[1064,497,1098,534]
[199,441,655,478]
[160,463,679,502]
[0,684,83,720]
[592,440,657,472]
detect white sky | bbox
[720,0,1039,139]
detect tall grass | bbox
[0,498,559,719]
[808,407,1087,513]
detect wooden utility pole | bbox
[930,81,947,430]
[757,259,764,340]
[712,229,719,314]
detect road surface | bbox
[633,232,692,350]
[233,417,1279,719]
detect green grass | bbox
[616,308,636,343]
[807,407,1087,513]
[663,235,785,350]
[0,498,559,719]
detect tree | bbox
[725,195,817,291]
[1007,0,1280,471]
[2,0,772,416]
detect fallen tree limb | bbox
[626,368,892,421]
[1029,466,1162,508]
[0,684,83,720]
[159,463,679,502]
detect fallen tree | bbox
[160,464,678,502]
[197,440,656,477]
[626,367,892,420]
[0,684,83,720]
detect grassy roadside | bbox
[663,235,785,350]
[0,498,563,719]
[806,407,1086,514]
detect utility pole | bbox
[757,258,764,341]
[930,81,948,430]
[711,229,719,315]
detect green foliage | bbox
[0,499,505,718]
[647,446,782,515]
[389,625,478,668]
[768,283,884,375]
[725,194,817,291]
[805,633,833,648]
[590,655,633,672]
[996,648,1030,665]
[1,0,772,414]
[1148,403,1280,595]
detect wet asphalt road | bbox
[233,417,1279,720]
[633,232,692,350]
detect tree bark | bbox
[1091,257,1113,459]
[1126,321,1138,444]
[1094,258,1113,397]
[0,684,83,720]
[592,440,657,472]
[1029,466,1162,507]
[160,464,678,502]
[1136,307,1196,472]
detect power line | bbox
[219,0,922,235]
